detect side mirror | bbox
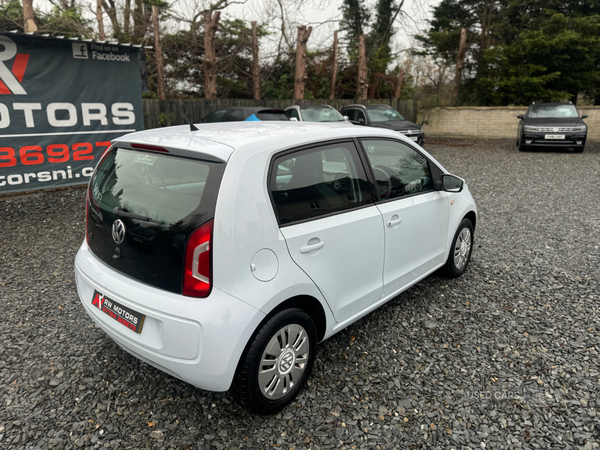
[358,118,366,125]
[343,115,350,121]
[582,114,588,119]
[517,114,524,119]
[442,174,464,192]
[289,117,298,121]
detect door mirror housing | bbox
[289,117,298,121]
[343,115,350,121]
[358,118,366,125]
[517,114,524,119]
[442,174,464,192]
[582,114,588,119]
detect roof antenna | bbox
[177,103,199,131]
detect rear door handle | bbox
[387,217,402,227]
[300,242,325,254]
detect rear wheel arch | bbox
[267,295,327,342]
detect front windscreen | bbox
[366,108,405,122]
[528,104,579,118]
[300,106,345,122]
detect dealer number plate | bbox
[545,134,565,140]
[91,290,145,334]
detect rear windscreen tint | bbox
[256,112,290,121]
[91,149,213,226]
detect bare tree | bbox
[22,0,37,33]
[293,25,312,100]
[204,9,221,99]
[329,30,338,100]
[357,34,367,100]
[453,28,467,103]
[96,0,105,40]
[251,21,260,100]
[152,5,165,100]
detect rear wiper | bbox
[113,207,161,223]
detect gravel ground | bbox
[1,138,599,450]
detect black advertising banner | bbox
[0,33,144,194]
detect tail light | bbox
[183,220,213,298]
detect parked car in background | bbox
[202,107,289,123]
[516,102,587,152]
[340,104,424,145]
[76,122,476,414]
[284,105,347,122]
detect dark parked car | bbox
[202,107,289,123]
[517,102,587,152]
[340,104,424,145]
[284,105,347,122]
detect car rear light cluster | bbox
[183,220,213,298]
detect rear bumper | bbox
[74,241,265,391]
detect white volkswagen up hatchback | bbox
[75,122,477,414]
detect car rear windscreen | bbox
[87,148,224,293]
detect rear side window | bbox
[360,139,433,200]
[91,149,219,226]
[343,109,357,121]
[224,109,247,121]
[270,142,372,225]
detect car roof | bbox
[342,104,392,110]
[112,121,426,164]
[209,106,285,112]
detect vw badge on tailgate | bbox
[112,219,126,245]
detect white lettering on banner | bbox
[92,52,131,62]
[0,35,26,95]
[0,103,9,128]
[111,103,135,125]
[13,103,42,128]
[47,103,78,127]
[0,102,136,128]
[82,103,108,126]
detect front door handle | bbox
[387,217,402,227]
[300,241,325,254]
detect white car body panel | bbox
[279,205,385,323]
[376,191,449,298]
[75,121,477,393]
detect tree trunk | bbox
[152,5,165,100]
[357,35,367,100]
[251,21,260,100]
[124,0,131,36]
[394,69,404,99]
[294,25,312,100]
[204,10,221,99]
[329,30,338,100]
[22,0,37,33]
[102,0,121,37]
[96,0,106,41]
[453,28,467,103]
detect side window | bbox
[360,139,434,200]
[270,142,373,225]
[356,110,366,123]
[344,109,356,121]
[286,109,300,120]
[203,110,226,123]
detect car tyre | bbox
[231,308,317,415]
[444,218,474,278]
[517,137,527,152]
[573,146,584,153]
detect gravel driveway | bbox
[1,138,599,449]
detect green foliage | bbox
[0,1,24,31]
[418,0,600,105]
